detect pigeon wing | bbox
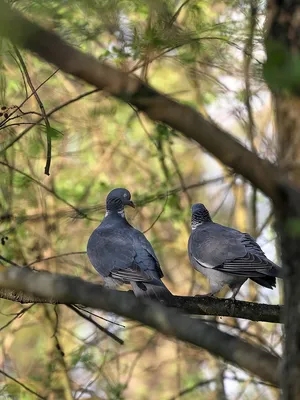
[131,228,164,279]
[190,223,280,277]
[87,228,143,279]
[189,223,246,268]
[217,233,281,276]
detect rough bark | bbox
[0,285,282,323]
[266,1,300,397]
[0,265,280,385]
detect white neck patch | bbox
[105,210,125,218]
[191,221,203,230]
[118,209,125,218]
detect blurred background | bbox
[0,0,282,398]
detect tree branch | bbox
[0,284,282,324]
[0,0,282,203]
[171,296,282,323]
[0,266,280,385]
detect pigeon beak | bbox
[126,200,135,208]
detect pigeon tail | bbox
[251,276,276,289]
[130,280,173,302]
[271,264,283,278]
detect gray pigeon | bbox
[188,203,282,299]
[87,188,172,301]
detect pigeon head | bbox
[191,203,212,229]
[106,188,135,213]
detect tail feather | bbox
[130,279,173,302]
[251,275,276,289]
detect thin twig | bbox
[27,251,87,267]
[67,304,124,345]
[143,194,168,233]
[0,88,99,153]
[0,161,86,217]
[167,378,215,400]
[0,69,58,129]
[169,0,191,26]
[13,46,52,175]
[0,369,46,399]
[0,255,21,267]
[0,304,34,332]
[75,305,125,327]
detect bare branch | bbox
[0,266,280,385]
[0,285,282,323]
[0,257,282,323]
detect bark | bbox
[266,1,300,397]
[0,285,282,323]
[0,265,280,385]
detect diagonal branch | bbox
[0,0,282,203]
[67,304,124,345]
[0,265,280,385]
[0,368,46,400]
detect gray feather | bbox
[188,203,282,298]
[87,189,171,301]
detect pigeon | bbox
[188,203,282,299]
[87,188,172,301]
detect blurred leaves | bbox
[264,40,300,94]
[0,0,282,399]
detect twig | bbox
[169,0,191,26]
[0,69,58,128]
[0,254,21,267]
[67,304,124,345]
[0,304,34,332]
[143,194,168,233]
[75,305,125,327]
[13,46,52,175]
[167,378,215,400]
[0,368,46,399]
[27,251,87,267]
[0,88,99,153]
[0,161,86,217]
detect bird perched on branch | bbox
[188,203,282,299]
[87,188,172,301]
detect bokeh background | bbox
[0,1,282,399]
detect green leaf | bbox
[41,125,64,140]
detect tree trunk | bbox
[266,1,300,397]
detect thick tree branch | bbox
[171,296,282,323]
[0,284,282,324]
[0,0,282,202]
[0,266,280,385]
